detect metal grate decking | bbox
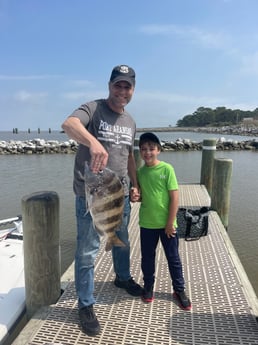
[178,183,210,208]
[13,185,258,345]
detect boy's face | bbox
[139,142,160,166]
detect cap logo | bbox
[119,65,129,74]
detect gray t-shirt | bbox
[69,99,136,196]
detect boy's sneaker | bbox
[173,290,192,310]
[114,277,143,296]
[79,305,101,336]
[142,286,154,303]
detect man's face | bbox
[108,80,134,109]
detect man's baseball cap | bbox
[110,65,136,86]
[139,132,161,147]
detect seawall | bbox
[1,137,258,154]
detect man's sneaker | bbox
[173,290,192,310]
[142,286,154,303]
[114,277,143,296]
[79,305,101,336]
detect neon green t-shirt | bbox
[137,161,178,229]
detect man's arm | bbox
[62,116,95,146]
[61,116,108,172]
[127,151,141,202]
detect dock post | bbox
[134,148,143,169]
[21,191,61,319]
[200,138,217,196]
[211,158,233,229]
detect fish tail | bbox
[105,236,126,252]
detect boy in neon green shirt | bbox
[135,132,191,310]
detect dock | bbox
[12,184,258,345]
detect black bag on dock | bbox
[177,207,209,241]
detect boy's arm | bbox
[165,189,179,238]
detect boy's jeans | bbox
[75,195,131,308]
[140,227,185,292]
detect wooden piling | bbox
[211,158,233,229]
[21,191,61,319]
[134,148,143,169]
[200,138,217,196]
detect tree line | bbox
[176,107,258,127]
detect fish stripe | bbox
[92,195,124,213]
[94,180,123,197]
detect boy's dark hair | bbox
[139,132,162,149]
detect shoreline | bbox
[1,136,258,155]
[136,125,258,137]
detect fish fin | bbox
[85,201,90,214]
[83,201,89,215]
[78,170,85,181]
[105,236,126,252]
[83,200,90,215]
[93,224,105,236]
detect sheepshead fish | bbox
[84,162,126,251]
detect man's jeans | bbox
[75,195,131,308]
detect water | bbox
[1,131,258,296]
[0,154,76,273]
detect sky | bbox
[1,0,258,131]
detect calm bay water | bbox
[1,131,258,296]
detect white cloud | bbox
[137,90,226,106]
[223,102,258,111]
[70,80,93,87]
[14,90,47,102]
[139,24,231,51]
[0,74,62,80]
[62,92,88,100]
[62,90,106,101]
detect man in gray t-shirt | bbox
[62,65,142,336]
[71,98,136,197]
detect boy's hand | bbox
[165,224,177,238]
[130,187,141,202]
